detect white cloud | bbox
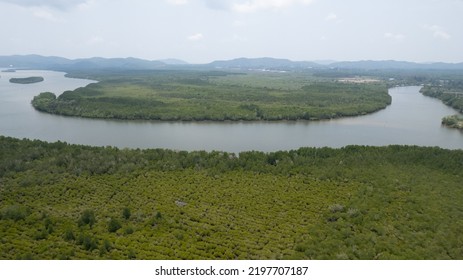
[203,0,231,10]
[221,34,248,43]
[325,13,337,21]
[188,33,204,41]
[76,0,95,10]
[0,0,90,10]
[425,25,451,40]
[167,0,315,12]
[232,0,314,13]
[30,7,61,21]
[167,0,189,5]
[86,35,105,46]
[384,32,405,41]
[232,20,246,27]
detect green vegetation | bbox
[442,115,463,129]
[421,81,463,113]
[1,136,462,260]
[32,71,391,121]
[421,78,463,129]
[78,210,96,228]
[9,76,44,84]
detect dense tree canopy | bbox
[1,136,462,259]
[31,70,391,121]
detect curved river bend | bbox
[1,70,462,152]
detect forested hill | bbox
[1,136,462,259]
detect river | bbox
[0,70,462,152]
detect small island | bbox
[442,114,463,130]
[9,76,44,84]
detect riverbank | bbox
[420,85,463,113]
[442,115,463,129]
[420,84,463,130]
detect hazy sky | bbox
[1,0,462,63]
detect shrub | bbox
[124,226,134,235]
[77,234,98,251]
[63,228,75,241]
[100,239,113,256]
[122,207,131,220]
[78,209,96,228]
[44,217,54,234]
[34,229,48,241]
[128,249,136,259]
[0,205,30,221]
[108,218,122,233]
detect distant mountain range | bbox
[208,57,321,70]
[0,55,187,71]
[328,60,463,70]
[208,57,463,70]
[1,55,463,71]
[159,58,189,65]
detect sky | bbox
[0,0,462,63]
